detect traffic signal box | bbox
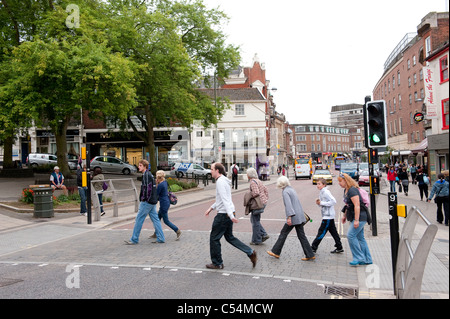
[365,100,388,148]
[370,176,380,195]
[368,148,378,164]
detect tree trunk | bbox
[53,118,70,177]
[2,133,14,169]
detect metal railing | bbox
[395,206,438,299]
[90,178,139,222]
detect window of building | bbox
[399,94,402,109]
[235,104,245,116]
[398,71,401,85]
[392,75,395,88]
[295,126,306,132]
[407,59,411,69]
[443,98,449,130]
[425,37,431,57]
[296,135,306,142]
[419,68,423,81]
[409,94,412,105]
[413,55,416,65]
[440,55,449,83]
[408,77,411,87]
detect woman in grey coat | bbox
[267,176,315,261]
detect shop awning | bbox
[411,138,428,154]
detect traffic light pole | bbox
[368,147,377,236]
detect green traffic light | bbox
[372,134,381,143]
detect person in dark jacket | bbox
[125,160,164,244]
[427,173,449,225]
[149,170,181,240]
[415,169,429,201]
[398,167,409,196]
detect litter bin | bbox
[33,187,54,218]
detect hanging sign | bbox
[414,112,425,123]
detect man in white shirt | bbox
[205,162,257,269]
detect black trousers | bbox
[311,219,342,251]
[210,214,253,266]
[231,174,238,189]
[271,223,314,258]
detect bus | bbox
[294,155,312,180]
[334,156,347,170]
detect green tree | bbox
[0,1,137,175]
[106,0,240,172]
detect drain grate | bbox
[0,278,23,288]
[324,285,358,299]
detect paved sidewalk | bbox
[0,172,448,299]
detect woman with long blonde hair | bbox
[150,170,181,241]
[338,173,372,266]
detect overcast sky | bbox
[205,0,449,125]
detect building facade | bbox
[291,123,351,164]
[372,11,449,170]
[330,103,365,160]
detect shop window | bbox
[442,98,449,130]
[440,55,448,83]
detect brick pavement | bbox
[0,171,448,299]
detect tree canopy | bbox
[0,0,240,173]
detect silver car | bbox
[27,153,78,170]
[90,156,137,175]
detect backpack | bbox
[232,166,238,175]
[423,175,430,185]
[168,191,178,205]
[358,188,370,208]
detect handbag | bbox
[168,191,178,205]
[303,212,311,224]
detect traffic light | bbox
[365,100,388,148]
[368,148,378,164]
[370,176,380,194]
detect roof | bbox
[198,88,266,101]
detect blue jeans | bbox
[389,180,396,192]
[130,201,165,244]
[78,187,87,214]
[347,221,372,264]
[158,205,178,232]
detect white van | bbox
[171,163,212,179]
[294,157,311,180]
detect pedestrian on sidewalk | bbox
[398,166,409,196]
[415,169,429,201]
[125,160,164,245]
[267,176,315,261]
[231,162,239,189]
[387,166,397,193]
[338,173,372,266]
[427,173,449,226]
[246,167,269,245]
[76,164,87,216]
[204,162,257,269]
[150,170,181,240]
[311,178,343,254]
[92,167,105,216]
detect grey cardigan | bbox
[282,186,306,225]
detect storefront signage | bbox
[414,112,425,123]
[423,67,438,119]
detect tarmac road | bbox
[0,169,448,300]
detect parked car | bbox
[358,170,370,186]
[90,156,137,175]
[312,169,333,185]
[171,163,211,179]
[340,162,359,180]
[359,162,381,177]
[26,153,77,170]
